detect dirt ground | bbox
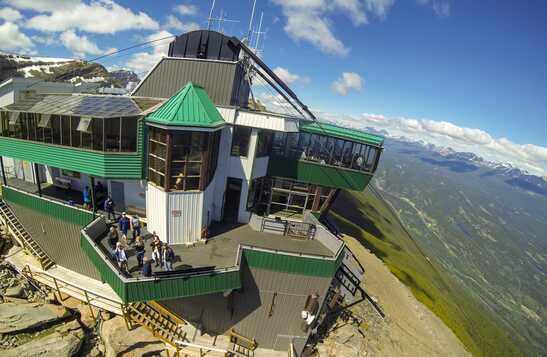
[315,234,471,357]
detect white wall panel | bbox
[234,111,299,132]
[252,157,268,179]
[168,191,203,245]
[146,183,167,241]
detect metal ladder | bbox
[0,200,55,269]
[124,302,188,354]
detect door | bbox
[110,181,126,212]
[223,177,242,223]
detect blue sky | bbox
[0,0,546,174]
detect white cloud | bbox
[175,3,197,16]
[60,30,113,57]
[366,0,395,19]
[4,0,78,12]
[0,21,33,51]
[331,72,363,95]
[326,112,547,176]
[272,0,396,56]
[20,0,159,33]
[418,0,451,17]
[31,33,57,46]
[165,15,199,33]
[273,66,310,85]
[126,30,173,75]
[0,7,22,22]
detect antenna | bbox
[207,0,216,30]
[246,0,257,44]
[253,11,265,56]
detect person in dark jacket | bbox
[163,243,175,271]
[107,226,119,251]
[104,196,115,221]
[118,212,130,236]
[142,256,152,277]
[135,235,145,267]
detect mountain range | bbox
[366,137,547,355]
[0,53,140,91]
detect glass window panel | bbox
[81,132,92,149]
[186,162,201,176]
[148,155,165,174]
[320,136,334,163]
[92,117,103,151]
[27,113,37,141]
[38,114,51,128]
[332,138,344,166]
[256,130,272,157]
[351,143,362,169]
[285,133,299,158]
[121,117,137,152]
[342,141,353,166]
[230,126,252,156]
[184,177,200,190]
[104,117,120,151]
[51,115,61,144]
[71,117,80,148]
[77,116,92,132]
[272,132,286,156]
[61,115,71,146]
[8,111,19,125]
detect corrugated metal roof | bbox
[4,93,162,118]
[300,121,384,146]
[146,82,225,128]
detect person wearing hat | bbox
[118,212,130,236]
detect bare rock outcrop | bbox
[0,302,71,333]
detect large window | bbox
[256,130,273,157]
[0,111,139,153]
[270,131,381,174]
[248,177,335,216]
[230,126,252,157]
[147,126,220,192]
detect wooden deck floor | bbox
[100,223,333,277]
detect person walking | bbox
[118,212,130,236]
[135,235,145,267]
[114,242,128,275]
[131,215,141,241]
[142,256,152,277]
[83,186,91,209]
[150,233,163,267]
[107,226,119,251]
[163,243,175,272]
[104,196,115,221]
[119,234,129,250]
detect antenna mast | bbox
[207,0,216,30]
[246,0,257,44]
[253,11,265,55]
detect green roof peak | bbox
[146,82,225,128]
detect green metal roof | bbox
[300,121,384,146]
[146,82,225,128]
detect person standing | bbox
[142,256,152,277]
[163,243,175,272]
[114,242,128,275]
[83,186,91,209]
[131,215,141,241]
[104,196,115,221]
[107,226,119,251]
[150,233,163,267]
[118,212,130,236]
[135,235,145,267]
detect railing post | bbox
[0,156,7,187]
[84,290,96,323]
[53,277,64,301]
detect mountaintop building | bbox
[0,30,383,356]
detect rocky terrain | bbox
[314,234,470,357]
[0,53,139,90]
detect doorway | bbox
[223,177,242,223]
[110,181,126,212]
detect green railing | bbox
[81,216,345,303]
[80,216,242,303]
[2,186,94,226]
[267,155,373,191]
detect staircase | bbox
[0,200,55,269]
[124,302,188,353]
[228,329,257,357]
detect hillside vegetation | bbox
[329,188,524,357]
